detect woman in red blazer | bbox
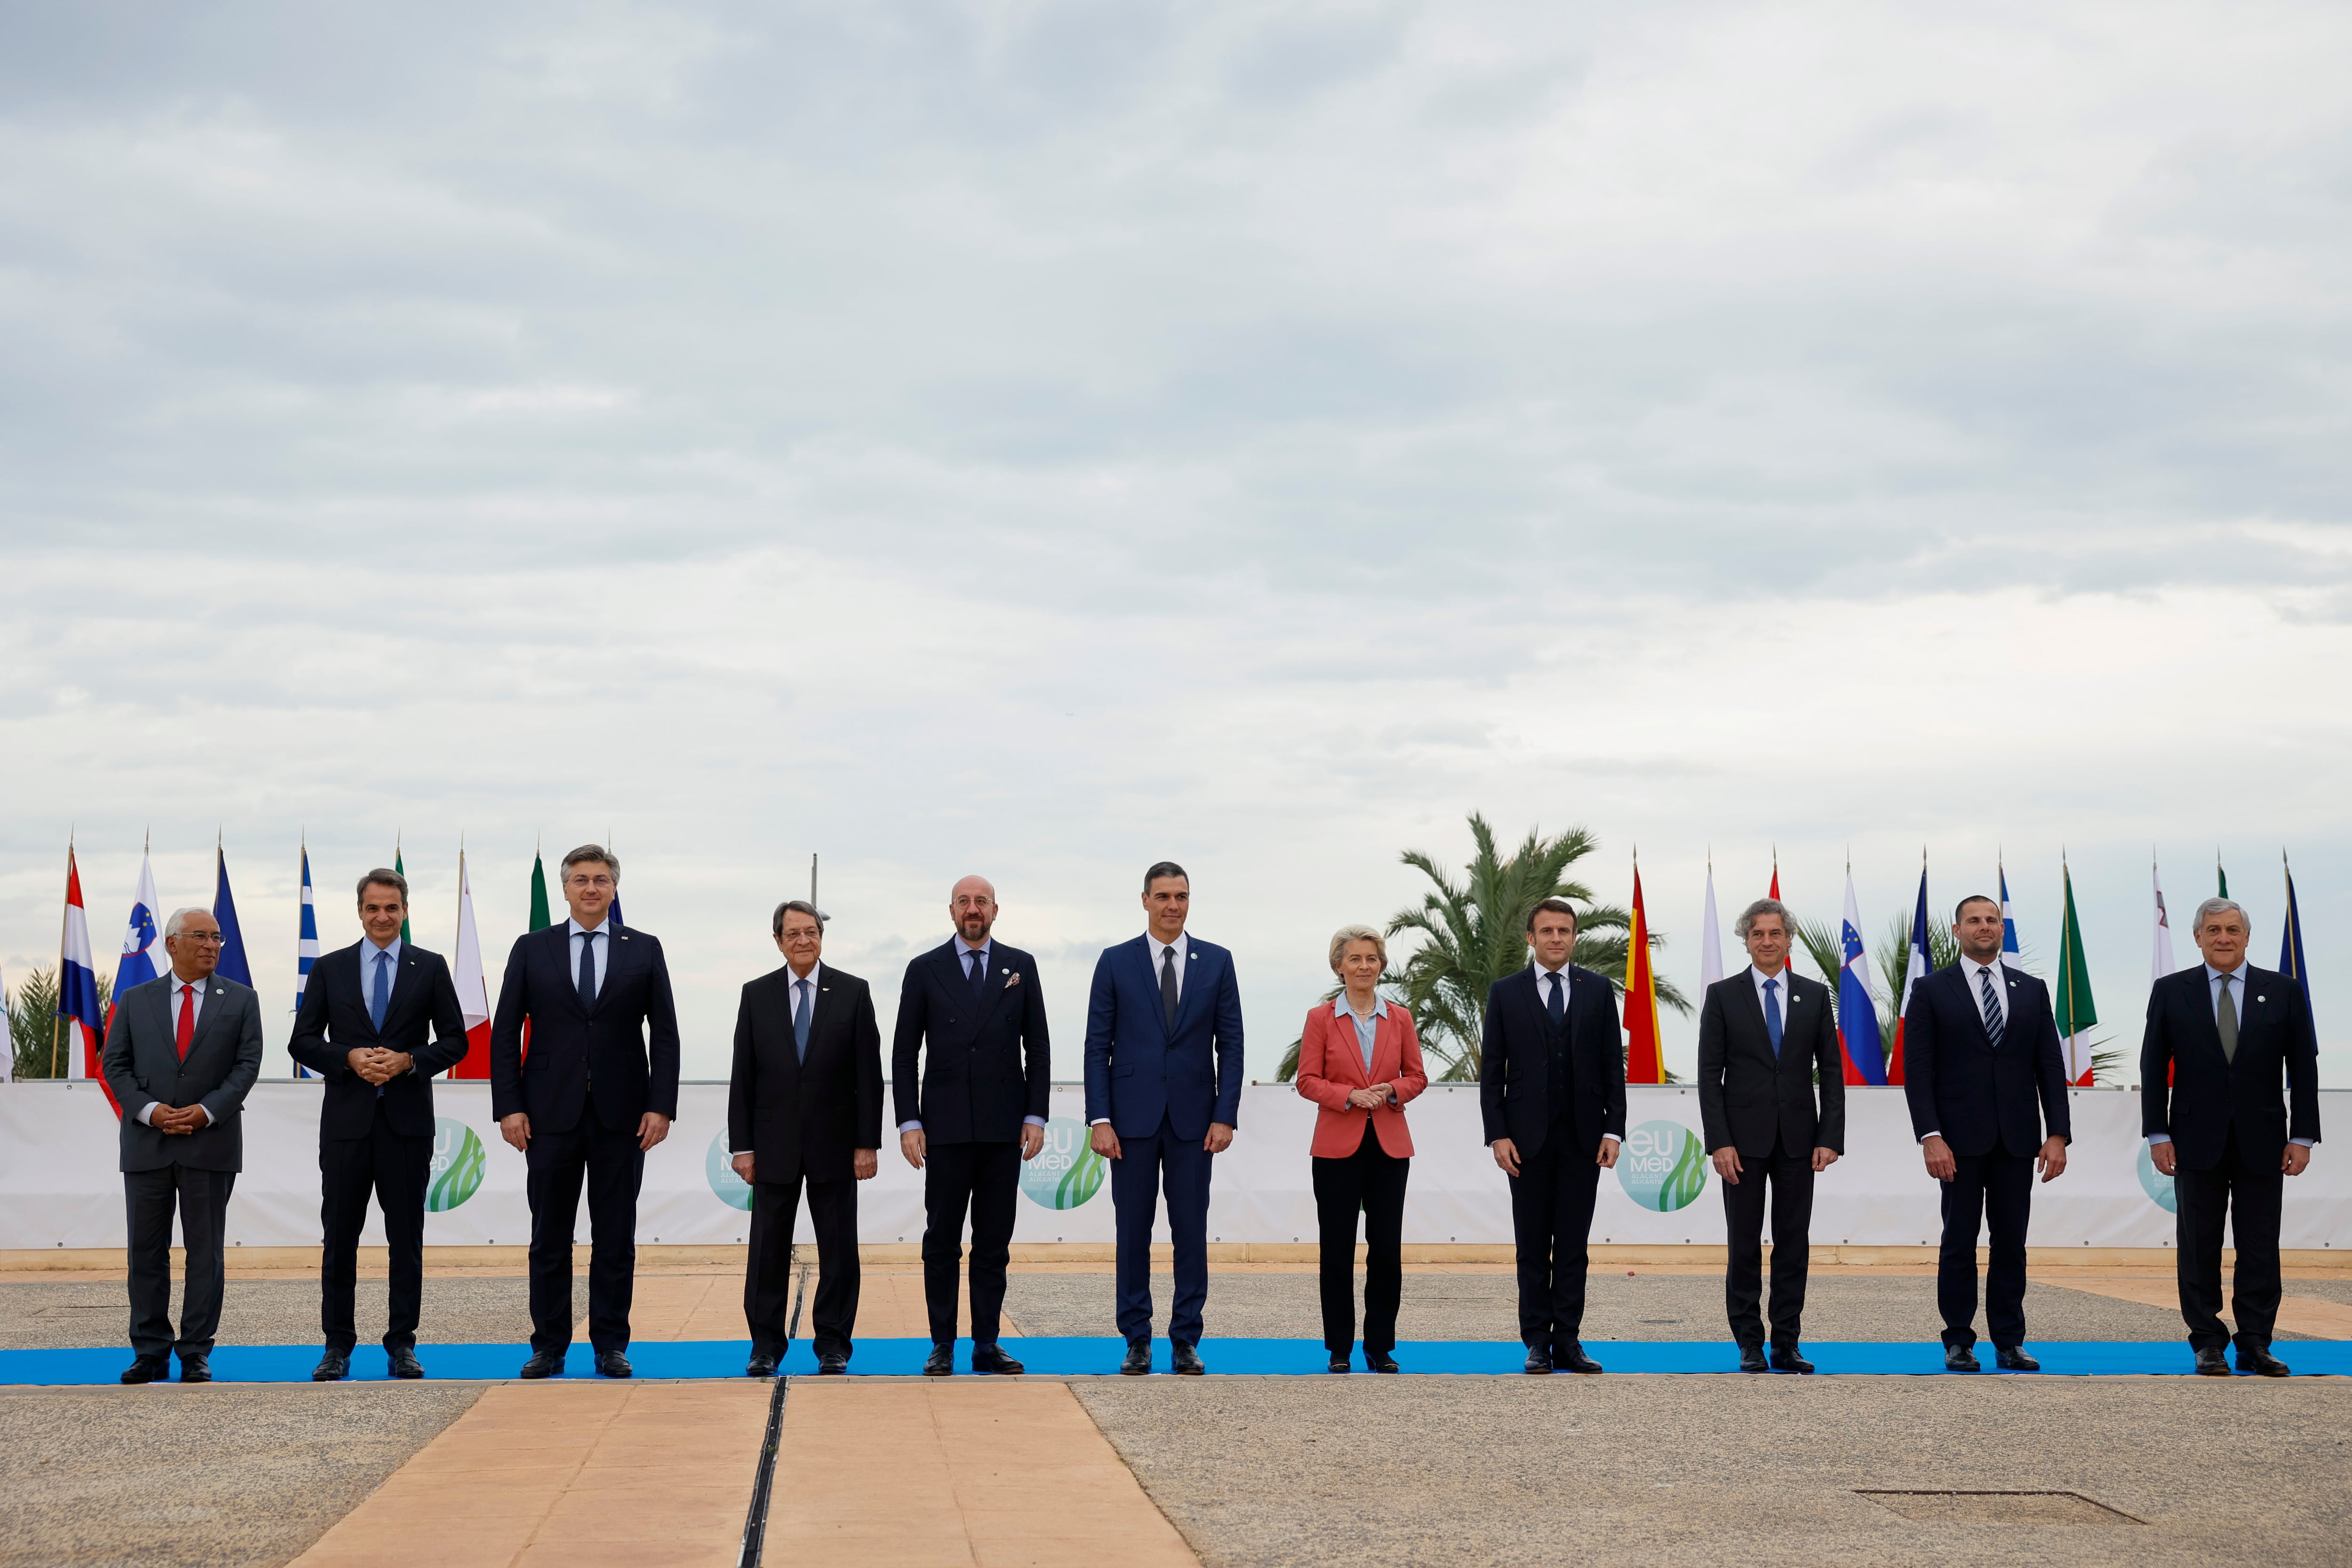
[1295,925,1429,1372]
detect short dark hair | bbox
[356,868,409,905]
[1525,896,1578,933]
[561,844,619,883]
[1143,861,1189,893]
[772,899,825,939]
[1954,894,2001,922]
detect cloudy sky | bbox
[5,0,2349,1089]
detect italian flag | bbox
[2055,858,2098,1086]
[447,848,493,1078]
[1623,861,1666,1083]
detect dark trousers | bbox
[1507,1115,1601,1353]
[524,1118,645,1355]
[1312,1121,1409,1355]
[746,1172,860,1360]
[1937,1144,2034,1350]
[1110,1113,1213,1345]
[319,1103,431,1353]
[1722,1136,1815,1349]
[921,1140,1020,1346]
[2176,1127,2286,1352]
[125,1165,235,1363]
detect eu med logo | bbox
[2136,1140,2178,1214]
[707,1132,754,1211]
[1616,1119,1709,1212]
[427,1117,486,1212]
[1019,1117,1107,1211]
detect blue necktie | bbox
[793,978,813,1062]
[370,950,392,1031]
[577,931,600,1013]
[968,949,988,1000]
[1764,978,1783,1057]
[1546,971,1565,1025]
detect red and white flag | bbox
[448,849,493,1078]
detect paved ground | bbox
[1001,1270,2199,1344]
[0,1384,482,1568]
[1071,1375,2352,1568]
[0,1277,588,1352]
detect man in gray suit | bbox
[100,906,265,1383]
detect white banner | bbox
[0,1082,2344,1251]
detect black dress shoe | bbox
[595,1350,633,1378]
[2193,1346,2232,1376]
[816,1352,849,1376]
[1739,1345,1769,1373]
[746,1353,779,1378]
[1556,1344,1604,1375]
[1768,1346,1814,1375]
[972,1343,1024,1375]
[519,1350,565,1379]
[313,1349,351,1382]
[1171,1342,1205,1376]
[120,1358,168,1385]
[1522,1347,1553,1375]
[1120,1339,1152,1376]
[178,1354,212,1384]
[387,1346,425,1380]
[1328,1354,1352,1373]
[2237,1345,2291,1378]
[1366,1351,1400,1374]
[1993,1346,2040,1372]
[1944,1343,1981,1372]
[924,1343,956,1377]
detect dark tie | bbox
[1764,978,1783,1057]
[1160,945,1180,1029]
[577,931,599,1013]
[1978,966,2005,1045]
[2217,974,2238,1064]
[1546,970,1565,1026]
[969,948,989,1000]
[370,950,392,1031]
[793,978,813,1062]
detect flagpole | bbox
[51,834,75,1079]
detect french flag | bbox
[1836,870,1889,1085]
[58,848,107,1081]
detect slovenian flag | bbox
[57,847,106,1081]
[1889,861,1930,1086]
[293,846,320,1077]
[110,847,166,1040]
[1836,870,1888,1085]
[448,847,493,1078]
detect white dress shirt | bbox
[1749,963,1794,1020]
[901,936,1049,1135]
[1919,958,2009,1143]
[2150,960,2315,1147]
[139,973,219,1127]
[568,917,611,999]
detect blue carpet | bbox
[5,1337,2347,1384]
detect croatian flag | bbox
[449,849,493,1078]
[58,848,106,1081]
[1889,863,1930,1086]
[1835,871,1888,1085]
[111,849,166,1034]
[1998,864,2023,970]
[293,847,320,1077]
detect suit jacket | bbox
[1477,965,1627,1162]
[890,939,1050,1144]
[2140,963,2321,1171]
[488,922,682,1135]
[1694,969,1845,1159]
[287,942,470,1140]
[728,963,884,1185]
[1083,934,1245,1140]
[100,974,266,1173]
[1900,961,2071,1158]
[1295,1000,1429,1159]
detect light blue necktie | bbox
[1763,978,1783,1057]
[793,978,813,1062]
[370,950,392,1031]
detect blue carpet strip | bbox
[4,1338,2346,1384]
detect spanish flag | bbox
[1624,860,1666,1083]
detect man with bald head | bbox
[893,876,1050,1375]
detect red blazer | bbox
[1296,998,1428,1158]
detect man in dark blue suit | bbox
[1900,894,2071,1372]
[894,875,1050,1377]
[1084,861,1244,1375]
[489,843,682,1379]
[1478,897,1626,1375]
[2142,896,2320,1377]
[287,868,470,1381]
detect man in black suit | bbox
[1901,895,2072,1372]
[1695,898,1843,1373]
[1478,897,1626,1375]
[893,875,1049,1377]
[288,868,470,1381]
[730,899,883,1377]
[2143,896,2321,1377]
[99,907,265,1384]
[488,843,682,1379]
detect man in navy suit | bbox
[894,875,1049,1377]
[489,843,682,1379]
[2142,896,2320,1377]
[287,868,470,1381]
[1900,895,2071,1372]
[1084,861,1244,1375]
[1479,897,1628,1375]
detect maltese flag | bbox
[1835,870,1889,1085]
[447,849,493,1078]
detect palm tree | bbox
[7,965,110,1080]
[1277,814,1690,1083]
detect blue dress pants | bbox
[1110,1112,1213,1345]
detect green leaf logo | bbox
[1616,1119,1709,1213]
[706,1131,755,1212]
[426,1118,486,1213]
[1020,1118,1109,1211]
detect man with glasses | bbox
[101,907,266,1384]
[490,844,682,1379]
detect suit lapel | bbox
[1172,945,1211,1037]
[145,980,176,1064]
[189,982,234,1057]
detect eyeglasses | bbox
[175,932,226,945]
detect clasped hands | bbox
[147,1103,208,1135]
[345,1046,414,1086]
[1712,1145,1839,1184]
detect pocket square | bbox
[1004,971,1022,988]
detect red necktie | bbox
[176,985,195,1061]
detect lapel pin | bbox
[2257,995,2266,1003]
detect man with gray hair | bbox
[100,905,265,1384]
[2141,895,2320,1376]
